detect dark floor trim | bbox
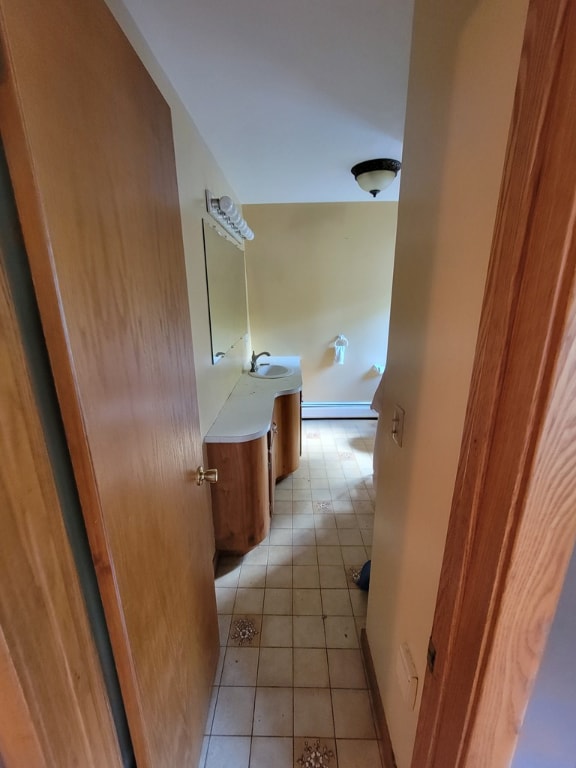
[361,628,397,768]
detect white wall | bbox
[104,0,247,436]
[366,0,529,765]
[244,202,397,406]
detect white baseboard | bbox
[302,402,377,419]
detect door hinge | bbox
[427,637,436,674]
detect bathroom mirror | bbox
[202,220,249,364]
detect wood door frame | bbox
[412,0,576,765]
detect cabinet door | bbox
[0,1,218,766]
[208,437,270,553]
[274,393,302,480]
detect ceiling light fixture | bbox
[205,190,254,243]
[351,159,402,198]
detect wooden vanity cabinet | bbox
[208,391,301,555]
[272,392,301,480]
[206,435,270,554]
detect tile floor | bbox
[202,419,381,768]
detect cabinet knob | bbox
[196,466,218,486]
[271,422,278,434]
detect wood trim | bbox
[361,629,397,768]
[412,0,576,765]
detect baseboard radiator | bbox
[302,402,377,419]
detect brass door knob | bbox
[196,466,218,486]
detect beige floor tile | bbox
[356,514,374,530]
[293,565,320,589]
[221,647,260,687]
[293,545,318,565]
[349,589,368,617]
[317,546,344,565]
[205,687,218,735]
[215,588,236,614]
[205,736,251,768]
[266,565,292,588]
[319,565,348,589]
[293,588,323,616]
[360,529,373,546]
[199,735,209,768]
[212,687,255,735]
[294,688,334,737]
[293,648,329,688]
[249,737,293,768]
[268,546,293,565]
[218,615,232,646]
[311,488,332,501]
[253,687,293,736]
[324,616,359,649]
[274,488,293,501]
[273,500,293,515]
[292,528,317,546]
[310,477,330,489]
[327,649,367,688]
[293,478,311,489]
[293,514,315,529]
[214,647,225,685]
[293,500,314,514]
[332,690,375,738]
[335,514,359,529]
[270,512,292,528]
[238,565,267,588]
[276,476,294,488]
[331,500,355,514]
[315,528,340,546]
[260,615,293,647]
[243,546,269,564]
[293,615,326,648]
[215,566,241,588]
[321,589,353,616]
[338,528,363,546]
[263,588,293,615]
[337,739,382,768]
[309,468,328,478]
[269,528,293,546]
[293,489,312,501]
[352,501,375,514]
[234,588,264,614]
[341,546,368,565]
[314,514,337,529]
[257,647,293,687]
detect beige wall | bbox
[244,203,397,405]
[366,1,529,766]
[104,0,247,436]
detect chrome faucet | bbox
[250,350,271,372]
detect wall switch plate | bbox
[392,404,405,447]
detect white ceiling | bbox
[121,0,415,204]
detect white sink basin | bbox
[248,364,294,379]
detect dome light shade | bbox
[351,158,402,197]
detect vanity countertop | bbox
[204,356,302,444]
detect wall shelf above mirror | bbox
[202,220,249,364]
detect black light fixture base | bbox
[351,158,402,178]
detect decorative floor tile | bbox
[295,737,337,767]
[228,616,262,647]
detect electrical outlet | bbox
[391,404,405,447]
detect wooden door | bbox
[0,1,219,767]
[412,0,576,765]
[0,171,122,768]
